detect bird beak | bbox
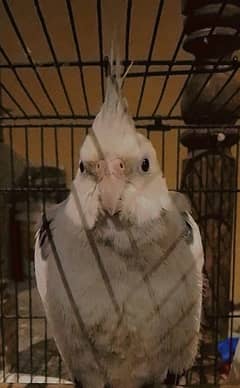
[96,158,126,216]
[98,176,125,215]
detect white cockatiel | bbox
[35,57,204,388]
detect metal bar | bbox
[3,311,239,320]
[152,30,185,115]
[207,67,239,108]
[216,80,240,115]
[0,64,237,76]
[24,126,33,382]
[44,317,48,383]
[42,211,108,380]
[1,113,95,121]
[0,81,27,117]
[0,103,13,118]
[1,315,51,319]
[167,65,194,116]
[214,149,225,383]
[136,0,164,116]
[187,63,240,117]
[0,47,42,116]
[73,183,122,316]
[176,128,180,191]
[1,121,240,130]
[0,187,239,193]
[70,126,74,180]
[228,90,240,116]
[125,0,132,68]
[58,355,62,384]
[40,126,46,211]
[229,131,240,359]
[65,0,90,115]
[97,0,104,101]
[0,59,239,69]
[54,127,59,174]
[161,131,165,175]
[33,0,75,115]
[40,125,48,381]
[0,385,73,387]
[1,113,240,122]
[2,1,60,116]
[8,126,20,382]
[126,67,239,76]
[198,145,204,384]
[0,230,6,381]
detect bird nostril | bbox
[120,162,124,169]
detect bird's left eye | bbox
[79,160,85,173]
[141,158,150,172]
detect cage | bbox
[1,0,240,386]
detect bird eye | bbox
[141,158,150,172]
[79,160,85,173]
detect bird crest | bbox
[91,48,135,150]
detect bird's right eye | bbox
[79,160,85,173]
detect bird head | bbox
[72,57,171,231]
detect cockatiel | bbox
[35,56,204,388]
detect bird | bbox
[35,53,204,388]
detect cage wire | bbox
[0,0,240,385]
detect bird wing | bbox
[169,191,192,213]
[163,210,204,375]
[34,204,61,303]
